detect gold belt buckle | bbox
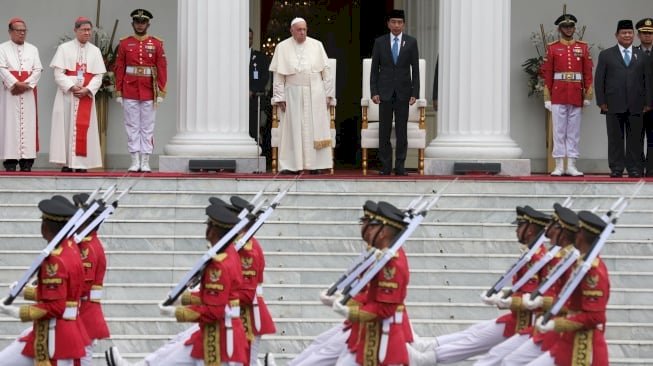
[565,73,573,80]
[136,67,145,75]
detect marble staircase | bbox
[0,177,652,365]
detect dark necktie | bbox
[392,37,399,64]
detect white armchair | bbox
[360,58,427,175]
[270,58,337,174]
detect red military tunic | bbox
[496,244,547,337]
[78,231,110,340]
[237,237,276,342]
[178,244,248,365]
[540,39,593,107]
[348,248,411,366]
[549,257,610,366]
[114,34,167,100]
[19,239,89,361]
[531,245,576,351]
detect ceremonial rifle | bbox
[235,182,292,251]
[541,181,643,323]
[3,185,110,306]
[340,194,441,305]
[529,195,627,301]
[329,180,454,298]
[73,182,136,243]
[162,198,266,306]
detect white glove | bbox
[480,291,500,306]
[523,293,544,310]
[0,297,20,319]
[8,281,18,292]
[583,99,591,106]
[158,301,176,317]
[156,96,164,104]
[535,316,555,333]
[319,289,339,307]
[497,296,512,310]
[544,101,552,111]
[115,97,123,105]
[332,299,349,318]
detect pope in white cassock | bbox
[49,17,105,172]
[0,17,42,172]
[270,17,334,173]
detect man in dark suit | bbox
[595,19,653,178]
[370,9,420,176]
[249,28,270,142]
[635,18,653,176]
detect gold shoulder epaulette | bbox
[576,40,587,44]
[212,253,228,262]
[51,247,63,256]
[153,36,164,43]
[119,35,130,41]
[547,40,558,46]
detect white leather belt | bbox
[379,311,404,362]
[126,65,153,76]
[554,72,582,81]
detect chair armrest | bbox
[416,98,427,108]
[361,98,370,107]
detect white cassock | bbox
[49,39,105,169]
[270,36,334,172]
[0,40,42,160]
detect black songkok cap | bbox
[131,9,153,21]
[577,211,607,236]
[361,200,378,221]
[617,19,634,32]
[206,204,239,229]
[636,18,653,32]
[375,201,408,230]
[555,13,577,26]
[230,196,258,219]
[552,203,579,232]
[388,9,405,20]
[39,198,77,222]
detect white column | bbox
[426,0,526,174]
[163,0,258,164]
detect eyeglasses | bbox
[11,29,27,33]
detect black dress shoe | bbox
[75,169,88,173]
[280,169,298,175]
[19,167,31,172]
[61,166,73,173]
[395,169,407,176]
[609,171,623,178]
[628,171,642,178]
[378,170,391,176]
[309,169,321,175]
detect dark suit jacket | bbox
[595,45,652,114]
[370,33,420,101]
[249,49,269,94]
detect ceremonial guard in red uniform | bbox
[478,204,579,365]
[541,12,594,176]
[407,206,550,365]
[114,9,167,172]
[0,197,88,365]
[333,201,411,366]
[227,196,276,366]
[106,202,248,366]
[72,193,110,366]
[531,211,610,366]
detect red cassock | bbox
[78,231,110,340]
[20,239,89,361]
[496,245,547,338]
[180,245,249,365]
[237,237,276,341]
[550,258,610,366]
[353,248,411,366]
[114,35,167,100]
[540,39,593,107]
